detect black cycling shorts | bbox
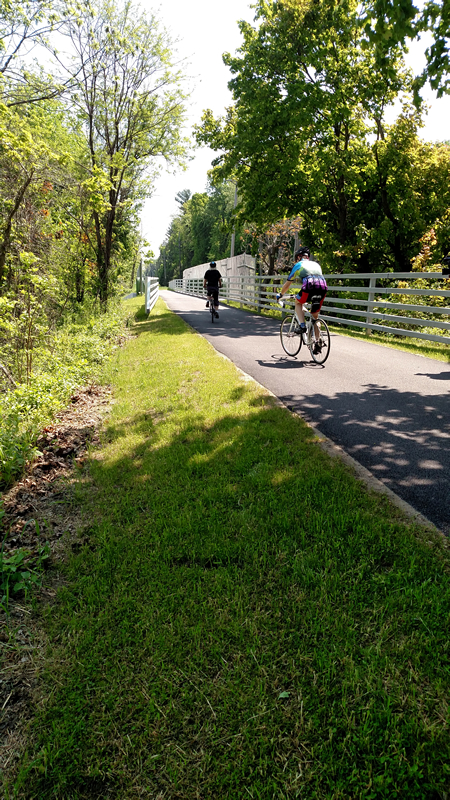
[206,285,219,305]
[296,276,327,313]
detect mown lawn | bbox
[11,297,450,799]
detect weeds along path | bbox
[10,297,450,799]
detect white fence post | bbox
[366,276,376,335]
[145,276,159,314]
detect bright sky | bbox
[140,0,450,257]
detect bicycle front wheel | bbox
[309,318,331,365]
[280,314,302,356]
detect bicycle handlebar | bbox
[277,294,312,312]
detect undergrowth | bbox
[0,303,129,488]
[0,517,50,611]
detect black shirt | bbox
[204,268,222,288]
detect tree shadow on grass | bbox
[21,397,450,800]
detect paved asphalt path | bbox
[161,290,450,535]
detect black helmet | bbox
[295,246,310,260]
[210,261,216,267]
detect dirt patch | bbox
[0,383,112,783]
[2,384,112,552]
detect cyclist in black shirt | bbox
[204,261,222,319]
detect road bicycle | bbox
[279,301,331,365]
[206,290,218,323]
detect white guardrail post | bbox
[145,276,159,314]
[366,276,376,335]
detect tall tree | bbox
[65,0,187,307]
[196,0,450,271]
[158,181,245,282]
[0,1,84,107]
[197,0,408,225]
[361,0,450,97]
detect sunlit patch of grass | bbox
[11,295,450,800]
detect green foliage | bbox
[0,526,50,611]
[0,0,67,84]
[0,0,189,486]
[0,302,127,488]
[361,0,450,98]
[65,0,188,307]
[196,0,450,273]
[159,182,244,281]
[0,411,35,488]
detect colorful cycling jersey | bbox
[287,259,323,282]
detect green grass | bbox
[11,297,450,799]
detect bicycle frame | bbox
[280,301,331,364]
[207,290,216,323]
[288,305,317,343]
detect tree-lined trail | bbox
[162,290,450,535]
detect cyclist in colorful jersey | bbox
[277,246,328,354]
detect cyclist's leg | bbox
[311,292,326,320]
[212,287,219,316]
[295,290,309,329]
[295,299,305,324]
[311,292,327,343]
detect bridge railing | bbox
[169,272,450,345]
[146,277,159,314]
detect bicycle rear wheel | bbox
[210,298,215,323]
[309,318,331,364]
[280,314,302,356]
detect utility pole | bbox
[230,182,238,258]
[163,248,166,285]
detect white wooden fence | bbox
[169,272,450,345]
[146,277,159,314]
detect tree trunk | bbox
[0,172,33,285]
[337,174,347,245]
[333,123,349,246]
[268,245,276,275]
[93,209,107,309]
[75,258,86,302]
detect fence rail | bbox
[146,277,159,314]
[169,272,450,345]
